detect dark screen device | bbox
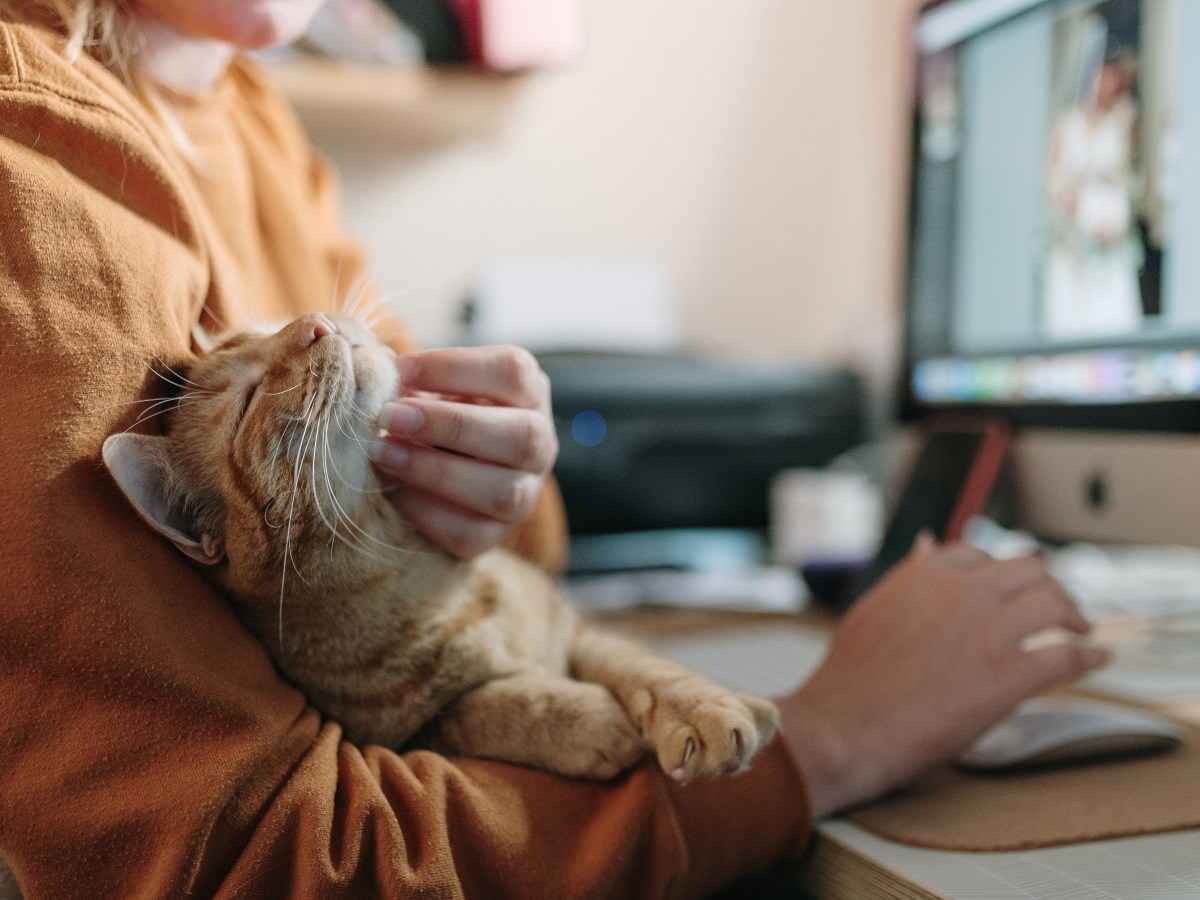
[806,421,1011,607]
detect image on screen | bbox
[907,0,1200,408]
[1042,1,1161,340]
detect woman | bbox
[1044,56,1144,339]
[0,1,1106,896]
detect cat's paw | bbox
[548,688,648,780]
[429,677,648,780]
[628,682,780,782]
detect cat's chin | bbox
[350,344,398,420]
[328,315,398,415]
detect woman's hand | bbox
[370,344,559,560]
[776,536,1109,819]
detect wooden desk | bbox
[802,820,1200,900]
[587,606,1200,900]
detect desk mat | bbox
[844,714,1200,852]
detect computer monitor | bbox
[904,0,1200,548]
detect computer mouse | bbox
[956,698,1187,772]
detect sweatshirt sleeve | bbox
[0,25,810,898]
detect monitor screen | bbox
[906,0,1200,422]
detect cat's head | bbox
[103,313,399,587]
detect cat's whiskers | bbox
[330,430,396,560]
[307,397,426,561]
[271,408,312,486]
[278,389,321,656]
[310,455,336,554]
[321,417,342,556]
[330,254,349,314]
[149,358,205,391]
[339,273,377,320]
[326,435,388,496]
[347,294,397,335]
[288,431,319,591]
[354,300,390,329]
[261,380,304,397]
[306,402,346,557]
[351,286,416,330]
[99,391,214,414]
[346,394,375,423]
[264,431,297,527]
[316,410,385,562]
[119,392,211,434]
[331,401,383,475]
[200,303,229,334]
[307,403,392,564]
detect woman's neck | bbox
[131,15,234,93]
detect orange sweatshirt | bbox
[0,16,811,898]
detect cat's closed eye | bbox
[235,380,261,425]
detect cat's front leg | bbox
[569,626,780,782]
[420,672,648,779]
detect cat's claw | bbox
[643,687,780,781]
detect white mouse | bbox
[957,697,1186,772]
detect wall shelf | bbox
[269,59,524,143]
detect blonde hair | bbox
[0,0,135,76]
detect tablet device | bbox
[807,421,1011,606]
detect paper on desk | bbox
[566,566,809,614]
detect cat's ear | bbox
[101,433,225,566]
[191,323,218,356]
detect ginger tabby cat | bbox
[103,313,778,781]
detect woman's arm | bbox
[777,536,1107,819]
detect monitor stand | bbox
[1012,429,1200,549]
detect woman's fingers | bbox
[398,345,551,411]
[378,398,557,474]
[371,344,559,560]
[373,442,545,526]
[1001,582,1092,644]
[973,554,1053,597]
[1015,641,1112,697]
[389,488,509,561]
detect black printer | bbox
[536,351,866,540]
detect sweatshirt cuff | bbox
[666,733,813,898]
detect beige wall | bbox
[313,0,921,368]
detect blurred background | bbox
[266,0,925,603]
[278,0,920,363]
[268,0,1200,701]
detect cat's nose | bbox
[289,313,338,351]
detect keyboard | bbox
[1046,544,1200,702]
